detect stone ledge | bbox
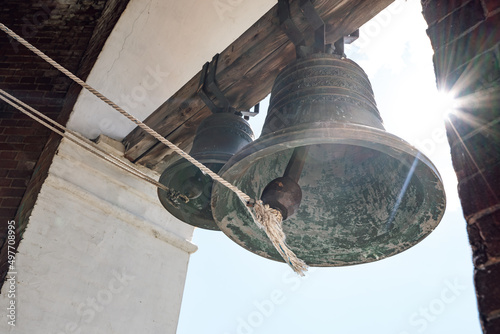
[43,174,197,254]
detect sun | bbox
[433,91,458,119]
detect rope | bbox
[0,22,308,275]
[0,23,250,203]
[0,89,188,205]
[252,201,308,276]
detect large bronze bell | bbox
[158,112,254,230]
[211,53,446,265]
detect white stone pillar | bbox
[0,137,196,334]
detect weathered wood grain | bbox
[123,0,394,170]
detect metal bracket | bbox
[299,0,328,54]
[279,0,306,58]
[278,0,360,57]
[197,53,258,120]
[344,29,359,44]
[240,102,259,120]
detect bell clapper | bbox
[261,146,309,220]
[181,169,205,200]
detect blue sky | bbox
[177,1,482,333]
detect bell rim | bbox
[219,122,443,182]
[211,121,447,266]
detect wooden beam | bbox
[123,0,394,171]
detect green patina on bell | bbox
[158,112,254,230]
[211,53,446,265]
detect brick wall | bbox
[0,0,130,286]
[421,0,500,332]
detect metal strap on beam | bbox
[279,0,361,57]
[278,0,305,51]
[197,54,258,120]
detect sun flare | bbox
[433,91,458,119]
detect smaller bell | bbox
[158,112,254,230]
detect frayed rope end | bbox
[252,200,308,276]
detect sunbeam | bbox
[446,117,499,205]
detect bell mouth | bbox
[159,157,224,231]
[211,121,446,266]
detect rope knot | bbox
[251,200,308,276]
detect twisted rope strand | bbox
[252,201,308,276]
